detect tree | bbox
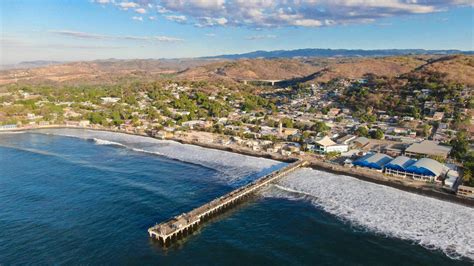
[355,126,369,137]
[311,121,329,133]
[281,117,294,128]
[421,124,432,137]
[450,131,468,160]
[88,112,104,125]
[370,129,384,140]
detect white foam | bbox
[34,128,282,185]
[264,168,474,261]
[92,138,126,147]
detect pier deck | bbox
[148,160,307,245]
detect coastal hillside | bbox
[300,56,428,83]
[0,59,217,85]
[175,58,320,81]
[413,55,474,86]
[1,55,473,86]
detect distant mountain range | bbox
[3,48,472,71]
[201,48,473,60]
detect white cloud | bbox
[205,33,216,37]
[132,16,143,21]
[149,16,157,20]
[157,0,470,27]
[92,0,471,28]
[165,15,187,23]
[195,17,228,27]
[117,1,138,10]
[135,8,147,14]
[156,5,170,13]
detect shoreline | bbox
[2,125,473,207]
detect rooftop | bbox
[315,136,337,147]
[405,140,452,158]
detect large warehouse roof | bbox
[353,153,393,170]
[406,158,444,177]
[384,156,416,171]
[405,140,452,158]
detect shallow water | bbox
[0,130,472,264]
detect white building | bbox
[101,97,121,104]
[311,136,349,154]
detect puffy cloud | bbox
[157,0,470,27]
[132,16,143,21]
[117,1,139,10]
[50,30,184,42]
[165,15,187,23]
[195,17,228,27]
[92,0,471,28]
[156,5,170,13]
[135,8,147,14]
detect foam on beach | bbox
[263,167,474,261]
[35,128,283,185]
[33,129,474,260]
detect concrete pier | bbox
[148,160,307,245]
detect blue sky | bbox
[1,0,473,64]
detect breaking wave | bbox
[264,168,474,261]
[91,138,126,147]
[34,128,283,185]
[32,128,473,261]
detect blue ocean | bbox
[0,130,472,265]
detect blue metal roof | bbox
[406,158,443,177]
[353,153,393,170]
[384,156,416,172]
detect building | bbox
[353,153,393,170]
[101,97,120,104]
[405,158,444,181]
[432,112,444,121]
[311,136,348,154]
[384,156,445,181]
[384,156,417,178]
[336,134,357,145]
[0,124,17,130]
[182,120,212,129]
[404,140,452,159]
[79,120,90,127]
[457,185,474,198]
[353,137,369,149]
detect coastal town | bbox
[1,71,473,202]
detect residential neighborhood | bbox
[1,74,473,199]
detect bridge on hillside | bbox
[148,160,307,245]
[240,79,283,86]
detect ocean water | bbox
[0,129,472,265]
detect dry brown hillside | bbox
[308,56,427,82]
[1,55,472,87]
[414,55,474,86]
[176,59,320,81]
[0,59,216,85]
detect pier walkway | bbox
[148,160,308,245]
